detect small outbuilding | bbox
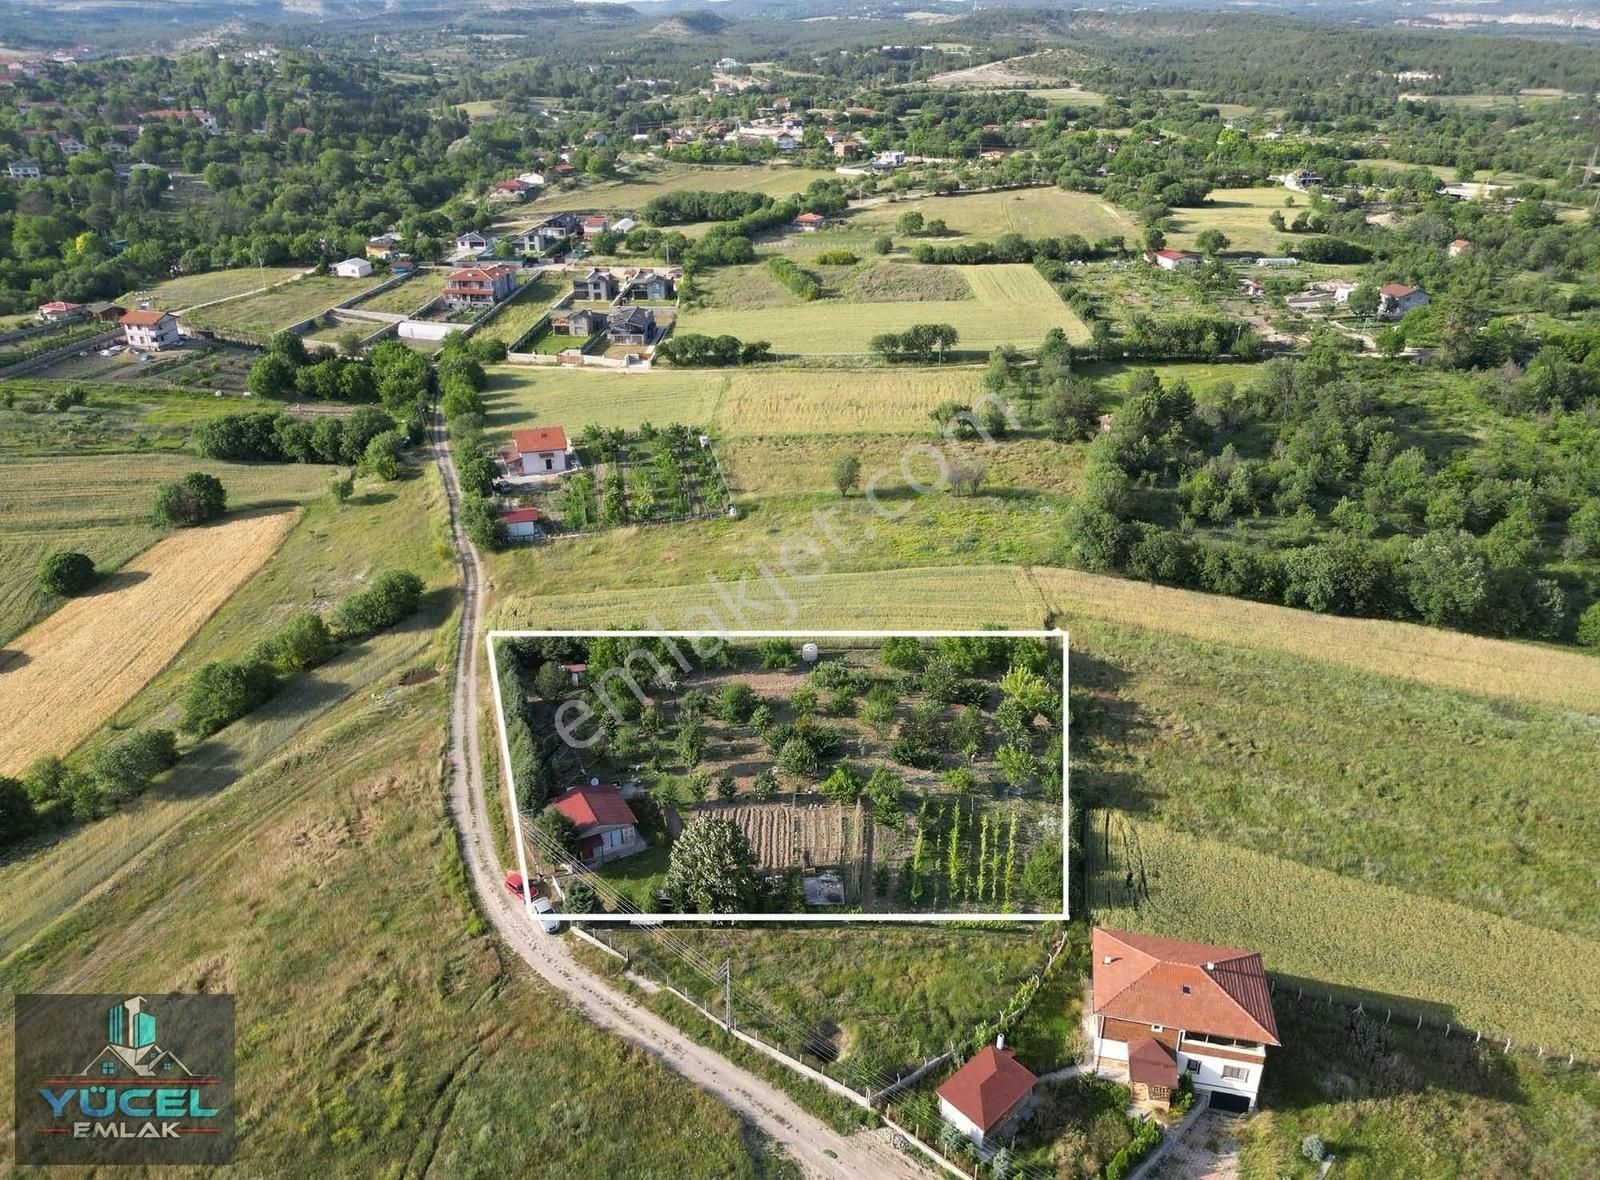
[935,1040,1038,1148]
[333,257,373,279]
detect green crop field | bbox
[852,188,1137,243]
[1162,186,1301,254]
[184,275,386,338]
[1087,821,1600,1056]
[676,264,1090,355]
[349,270,449,315]
[0,453,336,645]
[119,266,308,312]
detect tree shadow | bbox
[0,648,30,673]
[82,569,151,597]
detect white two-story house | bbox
[1090,927,1280,1113]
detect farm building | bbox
[607,306,655,346]
[1148,249,1200,271]
[498,506,543,540]
[936,1039,1038,1148]
[548,783,643,866]
[493,177,531,200]
[444,264,517,308]
[505,426,571,475]
[792,211,827,232]
[582,215,610,238]
[119,308,182,350]
[1378,283,1429,319]
[1089,927,1280,1113]
[1254,257,1299,268]
[332,257,373,279]
[85,301,125,322]
[1448,238,1472,257]
[572,267,618,302]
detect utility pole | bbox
[720,958,733,1030]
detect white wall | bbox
[938,1097,985,1145]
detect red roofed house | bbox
[1091,928,1280,1113]
[36,300,86,324]
[1148,248,1200,271]
[507,426,571,475]
[119,308,182,351]
[443,264,517,308]
[1447,238,1471,258]
[1378,282,1429,320]
[792,211,826,232]
[936,1038,1038,1147]
[498,506,543,540]
[548,782,642,866]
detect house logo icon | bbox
[83,996,194,1080]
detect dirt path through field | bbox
[0,511,298,774]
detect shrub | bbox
[777,736,820,778]
[819,764,860,802]
[880,637,923,671]
[332,569,425,639]
[767,256,821,300]
[758,638,797,668]
[717,681,758,724]
[751,768,779,800]
[182,660,279,736]
[814,250,859,266]
[37,550,95,596]
[251,612,335,673]
[1577,602,1600,648]
[90,728,179,800]
[1301,1135,1327,1163]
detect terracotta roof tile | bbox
[1092,928,1280,1046]
[935,1045,1037,1133]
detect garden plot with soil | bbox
[493,632,1066,917]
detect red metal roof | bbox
[1153,249,1197,261]
[935,1045,1037,1133]
[499,507,541,524]
[1379,282,1418,297]
[511,426,568,455]
[549,783,638,833]
[119,309,171,326]
[1092,928,1280,1046]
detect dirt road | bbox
[428,414,929,1180]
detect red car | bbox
[504,872,537,899]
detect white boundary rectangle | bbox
[487,629,1069,924]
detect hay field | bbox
[183,275,385,337]
[675,264,1090,354]
[0,454,334,644]
[0,511,298,774]
[1162,186,1295,254]
[722,435,1086,497]
[852,188,1135,242]
[120,266,307,312]
[1090,821,1600,1056]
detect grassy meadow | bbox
[183,274,386,337]
[349,269,449,315]
[508,162,837,218]
[0,648,774,1177]
[676,263,1089,355]
[119,265,307,311]
[850,187,1136,242]
[1162,185,1299,255]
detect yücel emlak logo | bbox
[14,993,235,1165]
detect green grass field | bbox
[184,275,386,338]
[349,270,450,315]
[0,453,336,645]
[852,188,1136,243]
[1088,820,1600,1056]
[676,264,1089,355]
[508,163,837,217]
[1163,186,1298,254]
[119,266,308,311]
[475,277,563,347]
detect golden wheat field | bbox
[0,511,298,774]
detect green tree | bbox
[532,807,580,856]
[777,736,820,779]
[331,569,425,638]
[831,453,861,498]
[251,612,335,673]
[819,764,860,802]
[37,550,95,596]
[182,660,279,736]
[152,472,227,527]
[664,816,759,913]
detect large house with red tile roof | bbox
[119,308,182,351]
[444,264,517,308]
[505,426,571,475]
[1377,282,1429,320]
[547,783,642,866]
[936,1038,1038,1147]
[1091,928,1280,1112]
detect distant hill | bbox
[648,9,732,39]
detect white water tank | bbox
[801,642,819,663]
